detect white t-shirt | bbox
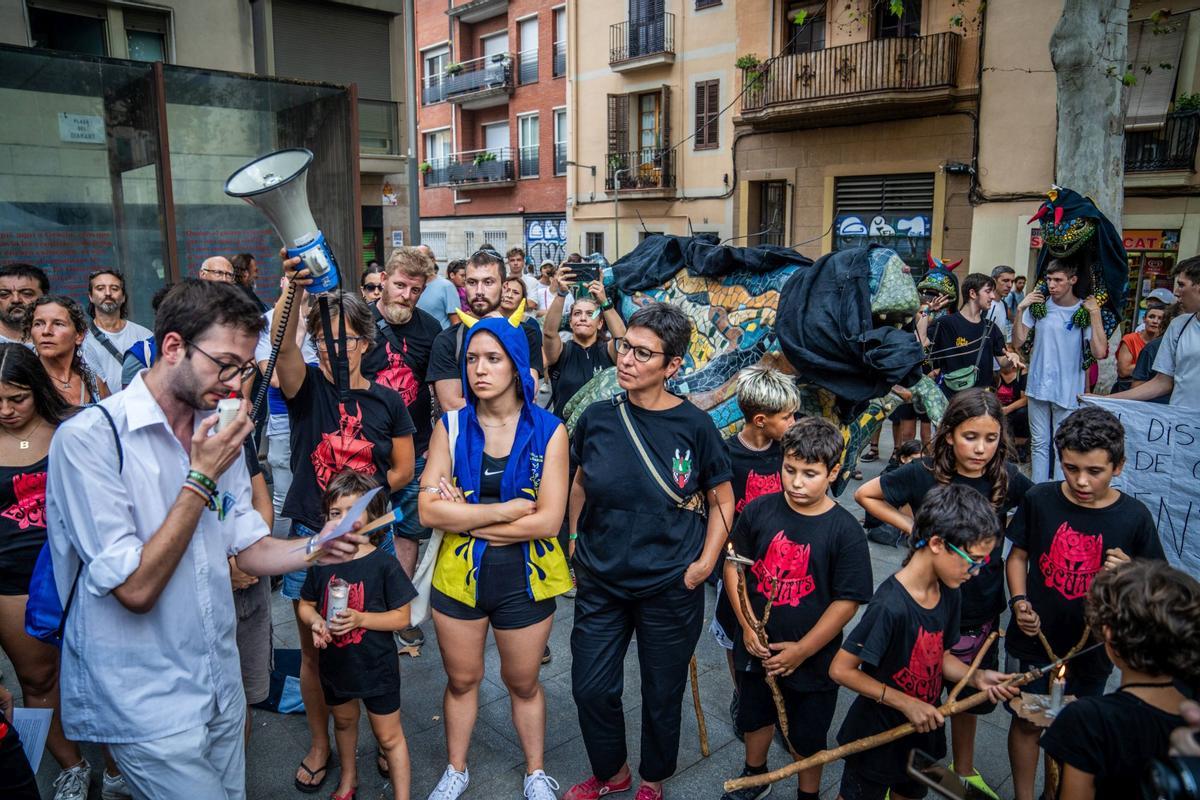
[1021,299,1086,409]
[82,319,152,393]
[533,284,573,317]
[1152,312,1199,408]
[986,298,1010,339]
[255,307,318,435]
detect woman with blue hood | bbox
[418,300,571,800]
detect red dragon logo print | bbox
[750,531,815,607]
[325,576,367,647]
[376,339,419,407]
[736,470,781,513]
[1,471,45,530]
[311,403,377,489]
[1039,522,1103,600]
[892,626,944,702]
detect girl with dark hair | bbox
[854,388,1032,798]
[0,344,93,796]
[1040,561,1199,800]
[541,265,625,421]
[26,296,109,406]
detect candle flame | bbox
[1055,664,1066,680]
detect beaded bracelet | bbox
[182,481,215,506]
[187,469,217,493]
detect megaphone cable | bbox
[251,280,298,423]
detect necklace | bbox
[479,414,519,428]
[0,418,45,450]
[1119,680,1175,690]
[46,366,74,389]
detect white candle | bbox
[1048,666,1066,715]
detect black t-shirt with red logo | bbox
[0,456,48,592]
[284,365,415,530]
[1005,481,1164,680]
[837,575,961,784]
[730,494,873,690]
[361,305,441,455]
[300,546,417,698]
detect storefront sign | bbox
[1083,397,1200,577]
[1123,229,1179,251]
[57,113,104,144]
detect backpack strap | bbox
[87,321,124,365]
[375,316,405,354]
[58,404,123,638]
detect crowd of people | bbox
[0,241,1194,800]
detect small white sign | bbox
[391,230,405,248]
[58,113,105,144]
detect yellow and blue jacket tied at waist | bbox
[431,303,571,605]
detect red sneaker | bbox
[633,786,663,800]
[563,773,633,800]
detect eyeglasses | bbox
[312,335,368,353]
[946,541,990,575]
[614,337,669,364]
[200,266,235,281]
[185,340,258,382]
[362,283,383,293]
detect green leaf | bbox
[1122,71,1138,86]
[791,8,808,25]
[889,0,905,16]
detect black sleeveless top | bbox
[0,454,49,586]
[550,339,612,419]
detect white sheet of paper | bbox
[11,707,52,772]
[292,486,383,552]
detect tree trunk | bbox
[1050,0,1129,225]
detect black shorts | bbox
[947,618,1000,715]
[734,671,837,757]
[431,543,555,630]
[322,682,401,716]
[839,766,929,800]
[0,567,33,596]
[889,402,929,423]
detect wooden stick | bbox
[1038,625,1092,662]
[947,631,999,703]
[733,561,797,758]
[689,655,709,758]
[723,667,1044,792]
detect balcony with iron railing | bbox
[422,75,446,105]
[443,53,514,110]
[447,0,508,24]
[738,31,961,128]
[553,40,566,77]
[1125,111,1200,173]
[604,148,675,193]
[609,13,675,71]
[422,147,516,190]
[358,98,400,156]
[518,145,539,178]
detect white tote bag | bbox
[408,409,458,626]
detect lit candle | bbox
[1048,664,1066,716]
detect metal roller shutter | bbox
[272,0,393,100]
[834,173,934,215]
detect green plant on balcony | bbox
[473,151,498,166]
[419,161,432,174]
[1176,93,1200,112]
[736,53,768,91]
[445,62,463,76]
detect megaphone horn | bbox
[224,148,340,294]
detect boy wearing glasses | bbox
[1005,406,1164,800]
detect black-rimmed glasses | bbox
[186,340,258,382]
[614,337,668,364]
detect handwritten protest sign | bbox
[1082,397,1200,577]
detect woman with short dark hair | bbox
[564,302,735,800]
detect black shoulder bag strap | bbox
[376,315,404,354]
[613,395,705,516]
[317,293,351,402]
[88,321,124,365]
[59,404,124,639]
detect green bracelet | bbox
[599,300,614,312]
[187,469,217,492]
[569,532,579,541]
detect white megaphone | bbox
[224,148,340,294]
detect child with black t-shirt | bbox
[831,484,1018,800]
[1005,405,1165,800]
[856,389,1032,798]
[298,471,417,800]
[714,366,800,719]
[1040,560,1198,800]
[721,417,872,800]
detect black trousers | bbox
[0,716,39,800]
[570,568,705,783]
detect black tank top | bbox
[550,339,613,419]
[0,455,49,577]
[480,453,510,504]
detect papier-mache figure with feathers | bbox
[1025,186,1128,369]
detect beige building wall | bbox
[565,0,735,260]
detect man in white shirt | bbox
[1108,257,1200,408]
[46,279,363,800]
[506,246,542,309]
[987,264,1016,339]
[1013,260,1109,481]
[81,269,153,392]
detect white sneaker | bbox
[102,770,133,799]
[427,763,470,800]
[524,769,561,800]
[52,759,90,800]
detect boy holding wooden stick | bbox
[721,418,873,800]
[1004,406,1165,800]
[829,484,1017,800]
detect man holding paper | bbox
[45,280,365,800]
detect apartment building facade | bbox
[565,0,736,261]
[414,0,567,266]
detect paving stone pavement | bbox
[11,435,1068,800]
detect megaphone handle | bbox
[251,280,299,422]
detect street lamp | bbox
[613,167,630,262]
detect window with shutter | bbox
[694,79,719,149]
[1125,19,1186,130]
[660,83,672,146]
[873,0,921,39]
[607,93,630,155]
[272,0,392,100]
[833,173,935,275]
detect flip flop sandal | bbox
[331,789,356,800]
[376,750,389,778]
[294,757,330,794]
[860,446,880,462]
